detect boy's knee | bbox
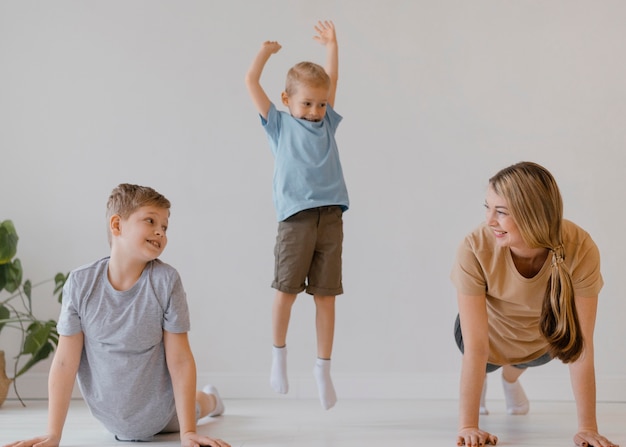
[313,295,336,306]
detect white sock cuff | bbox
[315,358,331,369]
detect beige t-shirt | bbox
[451,219,603,365]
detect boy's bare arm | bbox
[164,331,230,447]
[164,331,198,438]
[313,20,338,108]
[245,41,282,120]
[47,334,83,441]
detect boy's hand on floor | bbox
[3,434,61,447]
[181,432,230,447]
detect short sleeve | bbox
[162,272,190,333]
[325,104,342,130]
[56,272,83,336]
[570,231,603,297]
[261,103,280,149]
[450,236,488,296]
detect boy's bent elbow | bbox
[244,74,257,90]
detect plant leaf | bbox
[24,279,32,301]
[14,342,55,379]
[2,259,23,293]
[0,304,9,333]
[0,220,18,264]
[13,320,59,378]
[22,321,53,355]
[53,272,68,303]
[0,263,6,291]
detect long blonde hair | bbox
[489,162,583,363]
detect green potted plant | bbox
[0,219,67,406]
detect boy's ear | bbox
[281,91,289,106]
[110,214,122,236]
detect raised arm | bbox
[245,41,282,120]
[456,292,499,446]
[569,296,618,447]
[313,20,338,108]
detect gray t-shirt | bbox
[57,257,190,440]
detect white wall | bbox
[1,0,625,402]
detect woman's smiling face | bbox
[484,185,526,250]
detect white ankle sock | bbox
[270,345,289,394]
[479,376,489,415]
[502,375,529,415]
[202,384,225,417]
[313,358,337,410]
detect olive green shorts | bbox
[272,206,344,296]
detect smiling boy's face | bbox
[281,83,330,122]
[111,205,169,262]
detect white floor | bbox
[1,398,624,447]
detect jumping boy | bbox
[4,184,229,447]
[245,20,349,410]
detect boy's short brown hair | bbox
[106,183,170,244]
[285,61,330,96]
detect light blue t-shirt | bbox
[57,257,190,440]
[262,103,350,221]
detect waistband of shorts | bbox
[302,205,342,212]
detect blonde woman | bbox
[451,162,618,447]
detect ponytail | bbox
[539,245,583,362]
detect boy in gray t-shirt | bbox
[7,184,230,447]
